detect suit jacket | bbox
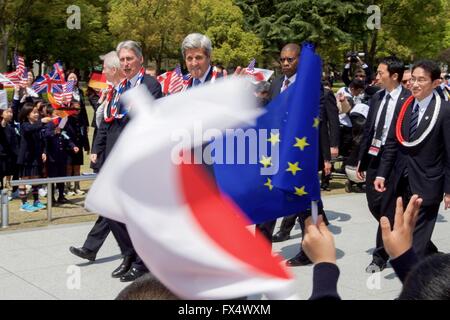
[268,75,284,101]
[93,74,162,164]
[268,75,334,165]
[358,86,411,172]
[320,87,340,162]
[378,94,450,205]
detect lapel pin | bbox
[425,116,430,121]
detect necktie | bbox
[106,88,117,117]
[409,103,420,139]
[283,79,290,90]
[374,93,391,141]
[193,79,201,86]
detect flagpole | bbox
[311,201,318,224]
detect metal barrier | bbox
[1,174,97,229]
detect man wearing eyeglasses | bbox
[265,43,300,100]
[374,60,450,260]
[255,44,302,245]
[356,56,411,273]
[257,44,339,268]
[401,69,412,90]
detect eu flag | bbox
[213,43,322,224]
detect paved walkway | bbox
[0,193,449,300]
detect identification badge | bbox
[368,138,382,156]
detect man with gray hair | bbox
[69,51,127,268]
[89,42,162,282]
[181,33,223,87]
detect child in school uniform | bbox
[17,102,51,212]
[42,105,79,204]
[65,100,90,195]
[0,107,19,192]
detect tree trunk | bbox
[0,31,9,72]
[368,29,378,68]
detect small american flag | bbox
[247,58,256,72]
[54,80,75,106]
[2,53,26,86]
[168,65,184,94]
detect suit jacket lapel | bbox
[270,76,284,100]
[204,66,214,83]
[368,91,385,130]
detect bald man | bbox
[267,43,301,100]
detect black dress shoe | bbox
[69,246,96,261]
[57,197,70,204]
[120,267,147,282]
[365,259,387,273]
[286,251,312,267]
[111,256,133,278]
[272,231,290,242]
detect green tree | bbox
[189,0,263,67]
[9,0,111,76]
[0,0,34,72]
[108,0,194,73]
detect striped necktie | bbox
[409,103,420,139]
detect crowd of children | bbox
[0,71,90,213]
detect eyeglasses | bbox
[279,57,296,63]
[409,77,430,85]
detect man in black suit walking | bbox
[357,56,411,272]
[71,41,162,282]
[255,43,301,243]
[374,60,450,260]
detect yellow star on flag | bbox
[259,155,272,168]
[264,178,273,191]
[294,186,308,197]
[286,162,302,176]
[313,117,320,129]
[294,137,310,151]
[267,132,281,146]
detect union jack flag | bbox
[32,65,65,94]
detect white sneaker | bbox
[38,188,47,197]
[75,189,85,195]
[66,191,75,196]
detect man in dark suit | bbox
[71,42,162,283]
[374,60,450,260]
[255,43,301,243]
[181,33,223,88]
[357,56,411,272]
[255,44,336,266]
[69,51,126,268]
[272,81,340,242]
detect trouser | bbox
[83,216,111,253]
[365,156,396,263]
[255,202,329,245]
[107,219,148,271]
[394,176,440,259]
